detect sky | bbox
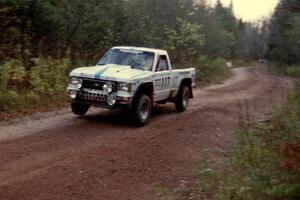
[207,0,279,22]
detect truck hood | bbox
[70,64,151,82]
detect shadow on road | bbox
[80,103,179,127]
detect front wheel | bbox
[71,102,90,116]
[131,94,152,126]
[175,86,190,112]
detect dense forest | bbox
[0,0,300,114]
[0,0,267,114]
[0,0,265,67]
[267,0,300,65]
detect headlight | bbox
[70,77,82,89]
[119,83,132,92]
[103,82,114,94]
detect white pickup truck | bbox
[67,46,196,126]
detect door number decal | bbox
[161,77,170,88]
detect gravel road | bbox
[0,66,292,200]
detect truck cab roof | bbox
[112,46,167,55]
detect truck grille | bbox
[79,90,108,102]
[82,79,106,90]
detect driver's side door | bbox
[153,55,172,101]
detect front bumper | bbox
[67,87,132,108]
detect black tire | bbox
[175,85,190,112]
[71,102,90,116]
[131,94,152,126]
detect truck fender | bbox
[178,78,193,98]
[131,82,154,107]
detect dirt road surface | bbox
[0,66,293,200]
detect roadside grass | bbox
[286,66,300,78]
[269,63,300,78]
[197,85,300,200]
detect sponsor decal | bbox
[79,73,94,78]
[100,76,117,81]
[154,79,161,87]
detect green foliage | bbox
[0,58,69,114]
[196,57,230,85]
[166,18,205,64]
[0,0,65,64]
[30,58,69,97]
[1,0,261,66]
[0,59,26,91]
[269,63,300,78]
[286,66,300,77]
[198,86,300,200]
[235,20,267,61]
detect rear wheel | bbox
[175,86,190,112]
[131,94,152,126]
[71,102,90,116]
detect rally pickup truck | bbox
[67,46,196,126]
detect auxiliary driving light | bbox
[107,95,116,106]
[70,90,77,99]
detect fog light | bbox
[70,90,77,99]
[107,95,116,106]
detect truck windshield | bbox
[97,49,154,71]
